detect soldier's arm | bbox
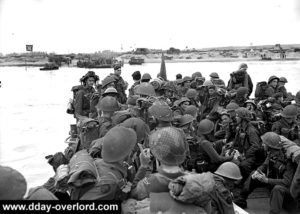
[245,128,261,158]
[130,170,152,200]
[257,155,269,173]
[202,141,232,163]
[267,161,295,188]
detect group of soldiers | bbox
[1,63,300,214]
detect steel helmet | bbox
[141,73,152,81]
[101,126,137,163]
[182,76,192,83]
[245,99,257,109]
[126,95,139,106]
[261,132,282,150]
[281,105,298,118]
[226,103,239,111]
[175,97,191,107]
[184,105,198,117]
[135,83,156,96]
[203,80,214,87]
[149,100,173,122]
[96,96,120,112]
[178,114,194,127]
[120,117,150,143]
[238,63,248,70]
[235,107,252,121]
[236,87,249,97]
[103,87,118,96]
[197,119,214,135]
[210,72,219,78]
[268,75,279,84]
[102,76,116,88]
[214,162,242,180]
[0,166,27,200]
[149,127,186,166]
[192,72,202,79]
[279,77,288,83]
[185,89,197,99]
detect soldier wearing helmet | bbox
[74,71,99,119]
[130,127,207,213]
[272,105,299,142]
[230,87,249,107]
[210,72,225,89]
[210,162,242,214]
[193,119,233,173]
[102,87,119,98]
[265,75,280,98]
[178,76,192,97]
[185,88,200,108]
[235,132,295,213]
[141,73,152,83]
[85,126,138,200]
[148,99,173,131]
[227,63,253,97]
[178,114,196,139]
[173,97,191,117]
[105,66,128,104]
[232,107,264,179]
[276,77,289,100]
[96,96,120,137]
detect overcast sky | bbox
[0,0,299,54]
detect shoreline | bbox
[0,57,299,67]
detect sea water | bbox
[0,60,300,189]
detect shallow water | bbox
[0,60,300,189]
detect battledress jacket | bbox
[210,175,235,214]
[257,155,295,188]
[74,86,95,118]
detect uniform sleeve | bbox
[74,90,84,117]
[257,155,270,173]
[130,169,153,200]
[267,161,295,188]
[245,127,261,158]
[202,141,232,163]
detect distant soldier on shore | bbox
[107,65,128,104]
[227,63,253,97]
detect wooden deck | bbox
[245,188,299,214]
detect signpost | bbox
[25,44,33,70]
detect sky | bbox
[0,0,300,54]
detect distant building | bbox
[167,47,181,55]
[134,48,150,55]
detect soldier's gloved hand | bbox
[139,148,152,167]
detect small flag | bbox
[26,45,33,52]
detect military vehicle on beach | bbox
[40,62,59,70]
[128,57,144,65]
[77,57,123,68]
